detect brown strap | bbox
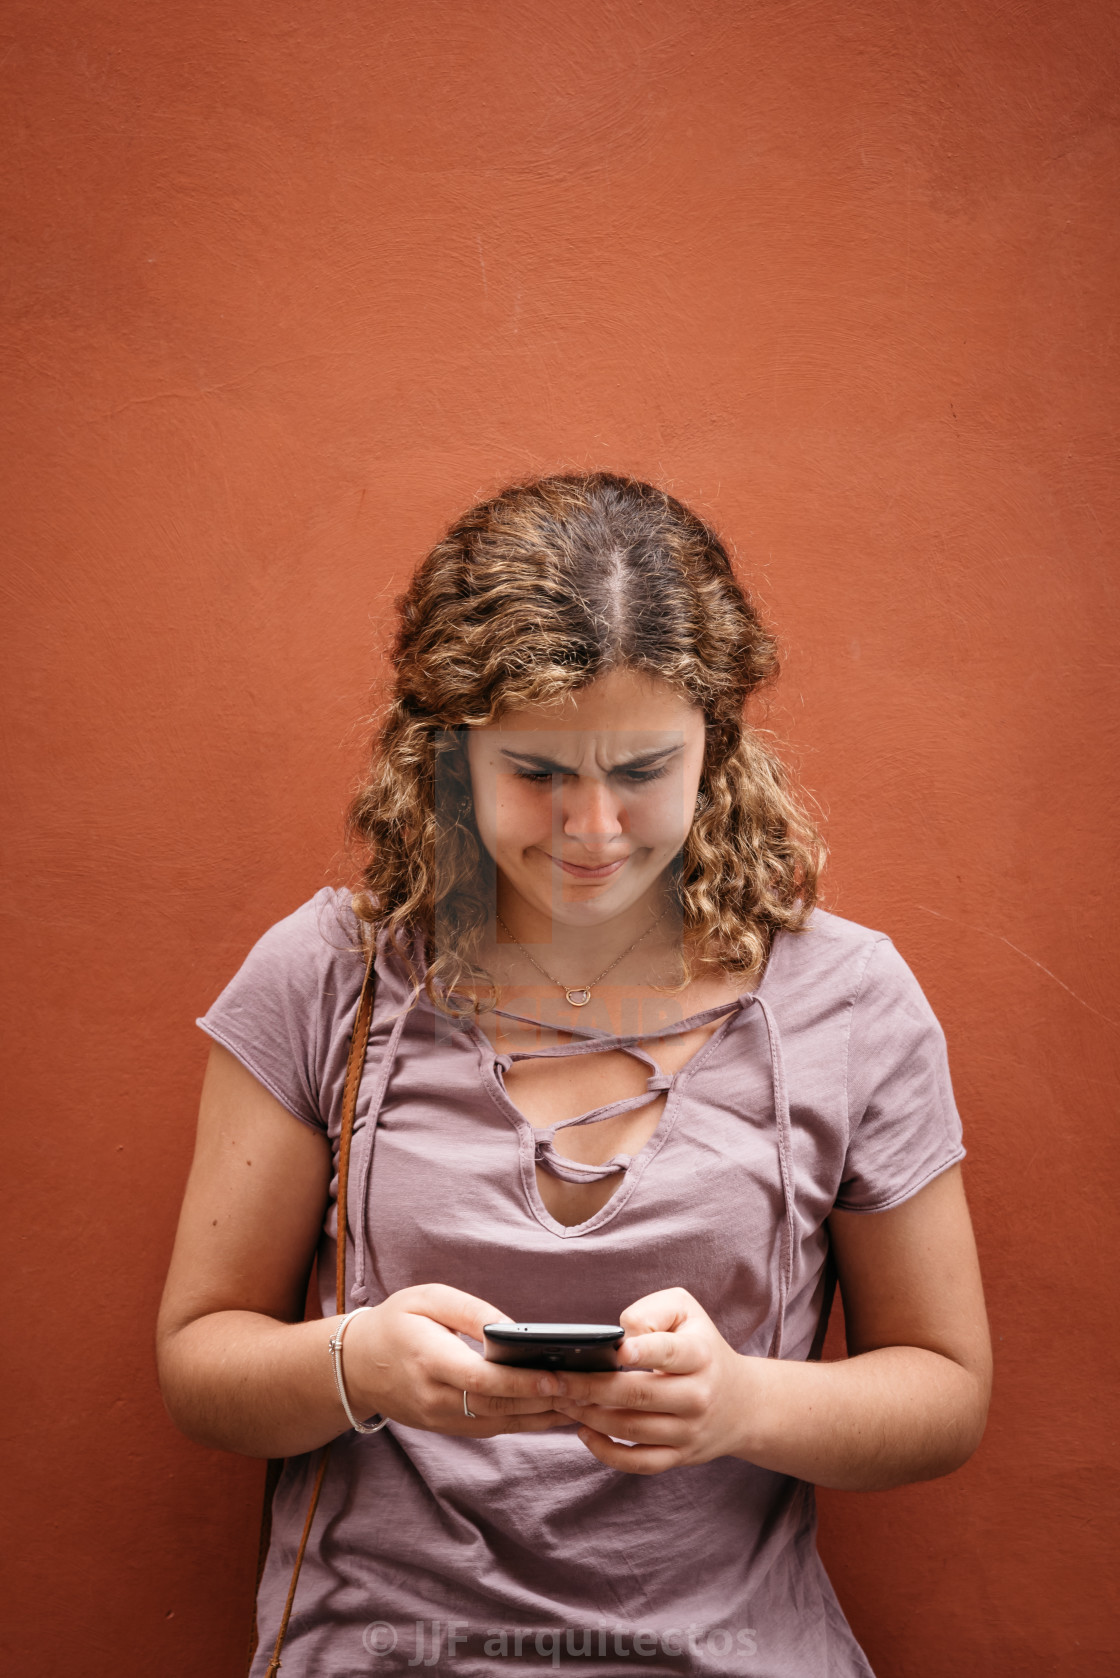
[248,933,379,1677]
[807,1241,838,1363]
[262,1448,331,1678]
[335,938,379,1316]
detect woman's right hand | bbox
[342,1284,572,1437]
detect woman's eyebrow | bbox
[498,750,576,771]
[498,744,683,772]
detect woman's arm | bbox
[734,1161,992,1489]
[551,1164,992,1489]
[156,1044,570,1457]
[156,1042,354,1456]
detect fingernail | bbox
[538,1375,558,1396]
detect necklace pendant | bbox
[565,987,593,1008]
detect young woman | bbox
[157,473,991,1677]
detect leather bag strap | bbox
[807,1242,838,1363]
[246,933,379,1678]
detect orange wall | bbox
[2,3,1118,1674]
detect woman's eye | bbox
[511,765,669,786]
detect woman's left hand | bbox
[551,1287,764,1474]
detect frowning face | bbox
[466,667,706,931]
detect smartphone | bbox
[483,1322,625,1372]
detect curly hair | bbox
[346,472,823,1008]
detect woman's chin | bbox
[543,879,661,925]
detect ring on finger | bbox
[463,1390,476,1419]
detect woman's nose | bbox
[559,777,625,844]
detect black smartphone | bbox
[483,1322,625,1372]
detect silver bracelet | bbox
[329,1306,389,1434]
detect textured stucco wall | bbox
[2,2,1118,1674]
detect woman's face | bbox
[465,667,707,929]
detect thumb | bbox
[619,1287,697,1337]
[400,1283,513,1342]
[618,1288,704,1371]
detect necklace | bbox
[494,910,666,1008]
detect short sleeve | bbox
[196,890,360,1133]
[835,937,966,1212]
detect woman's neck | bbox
[492,879,686,991]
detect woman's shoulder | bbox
[205,887,426,1024]
[772,905,888,982]
[769,906,943,1032]
[209,887,367,1004]
[196,888,375,1132]
[198,888,370,1046]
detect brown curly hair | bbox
[347,472,823,1007]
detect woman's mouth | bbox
[552,855,629,879]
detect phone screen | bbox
[483,1322,625,1372]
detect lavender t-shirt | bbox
[198,889,965,1678]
